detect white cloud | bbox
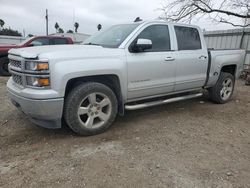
[0,0,241,36]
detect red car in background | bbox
[0,36,73,76]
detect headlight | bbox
[25,61,49,71]
[26,76,50,87]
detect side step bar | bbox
[125,93,203,110]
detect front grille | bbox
[9,59,22,69]
[12,74,23,86]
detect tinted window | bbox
[30,38,50,46]
[53,38,68,45]
[137,25,171,52]
[174,26,201,50]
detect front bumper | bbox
[7,79,64,129]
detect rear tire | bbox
[64,82,118,136]
[0,57,11,76]
[209,72,235,104]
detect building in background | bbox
[204,28,250,66]
[0,35,26,45]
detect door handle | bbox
[199,55,207,60]
[164,57,175,61]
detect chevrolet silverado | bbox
[7,21,245,135]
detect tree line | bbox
[54,22,79,34]
[0,19,22,36]
[159,0,250,27]
[54,22,102,34]
[0,18,103,37]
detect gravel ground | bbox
[0,77,250,188]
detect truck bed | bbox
[206,49,245,87]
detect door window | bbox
[174,26,201,50]
[52,38,68,45]
[30,38,50,46]
[136,25,171,52]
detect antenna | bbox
[73,8,75,30]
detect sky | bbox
[0,0,242,37]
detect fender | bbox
[51,57,128,102]
[206,50,245,86]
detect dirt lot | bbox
[0,77,250,188]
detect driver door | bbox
[126,24,176,100]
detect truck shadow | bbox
[2,94,227,148]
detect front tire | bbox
[245,74,250,86]
[209,72,235,104]
[64,82,118,136]
[0,57,11,76]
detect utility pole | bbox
[45,9,48,35]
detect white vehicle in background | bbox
[7,20,245,136]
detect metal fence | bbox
[204,27,250,65]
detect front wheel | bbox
[0,57,11,76]
[245,74,250,86]
[64,82,118,136]
[209,72,235,104]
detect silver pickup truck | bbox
[7,20,245,136]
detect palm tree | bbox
[97,24,102,31]
[74,22,79,33]
[58,28,64,33]
[55,22,59,33]
[0,19,5,30]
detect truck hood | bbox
[8,45,122,59]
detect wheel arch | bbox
[64,74,125,115]
[221,64,237,77]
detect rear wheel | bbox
[0,57,11,76]
[209,72,235,104]
[64,82,118,136]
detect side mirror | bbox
[131,38,152,52]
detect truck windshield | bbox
[84,24,140,48]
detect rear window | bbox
[174,26,201,50]
[52,38,69,45]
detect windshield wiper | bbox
[84,42,101,46]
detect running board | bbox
[125,93,203,110]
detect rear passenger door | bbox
[173,26,208,91]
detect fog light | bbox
[26,76,50,87]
